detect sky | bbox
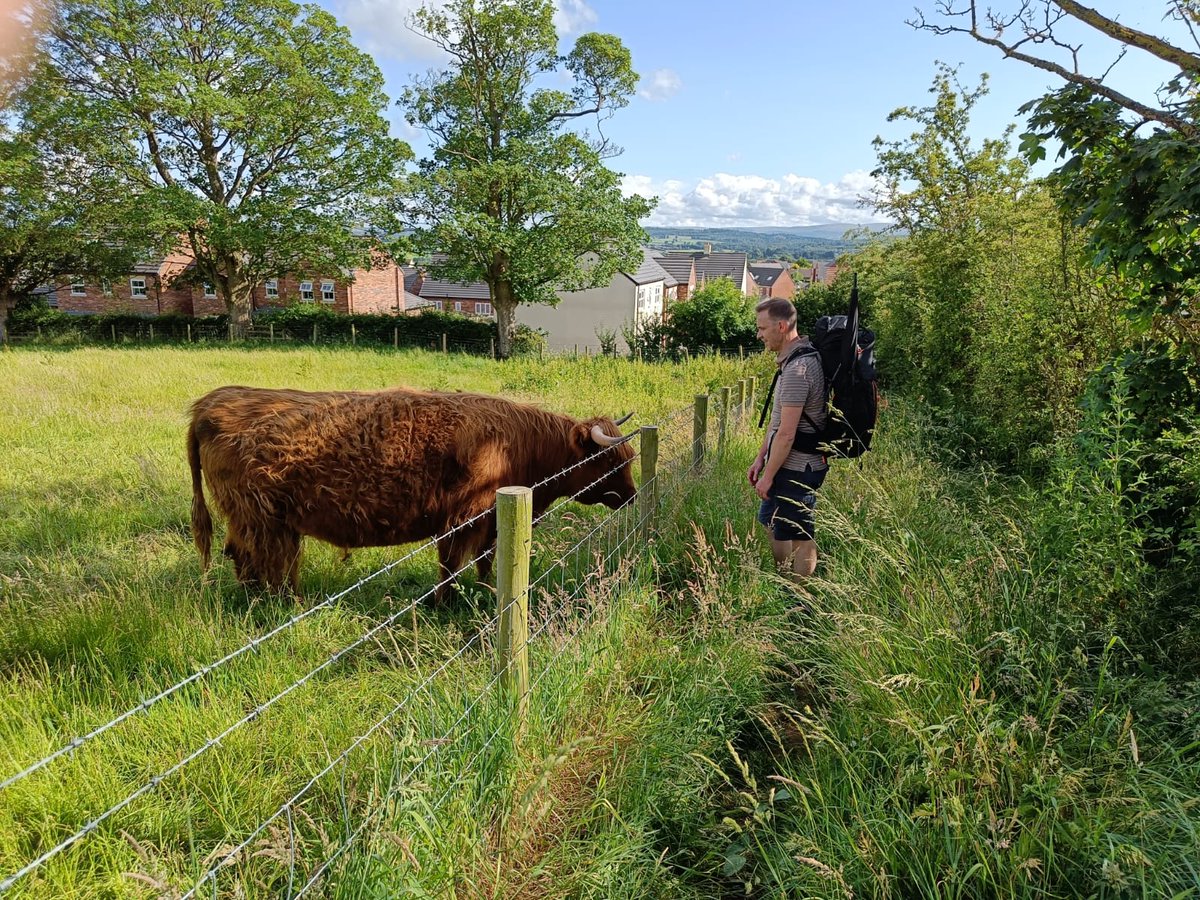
[320,1,1183,227]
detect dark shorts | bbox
[757,464,827,542]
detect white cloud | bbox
[621,171,885,228]
[638,68,682,102]
[553,0,597,34]
[334,0,596,61]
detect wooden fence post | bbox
[148,323,154,342]
[739,344,744,360]
[228,322,234,342]
[270,323,275,344]
[442,333,448,354]
[692,394,708,468]
[111,324,116,343]
[735,379,746,423]
[393,326,399,350]
[351,323,356,346]
[639,426,659,544]
[718,386,730,457]
[312,323,318,345]
[496,486,532,722]
[491,337,495,359]
[186,322,192,343]
[747,376,757,428]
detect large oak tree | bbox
[37,0,410,330]
[400,0,654,357]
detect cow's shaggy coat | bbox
[187,385,637,597]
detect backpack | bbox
[758,276,879,458]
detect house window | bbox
[432,300,443,310]
[39,284,58,308]
[321,280,335,303]
[454,301,463,312]
[300,280,314,302]
[476,302,492,316]
[265,279,279,299]
[101,278,112,296]
[203,281,217,298]
[71,278,86,296]
[130,277,147,298]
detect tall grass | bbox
[675,402,1200,898]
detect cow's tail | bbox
[188,420,213,571]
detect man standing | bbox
[749,297,828,582]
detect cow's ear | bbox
[571,422,593,452]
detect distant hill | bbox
[643,223,891,261]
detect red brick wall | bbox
[53,273,194,316]
[348,263,403,314]
[769,268,796,300]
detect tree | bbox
[37,0,410,331]
[913,1,1200,350]
[400,0,654,358]
[666,278,756,352]
[868,64,1030,408]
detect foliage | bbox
[1022,85,1200,347]
[665,278,756,353]
[864,66,1127,462]
[621,313,672,362]
[35,0,409,328]
[0,35,164,343]
[399,0,653,357]
[594,324,619,356]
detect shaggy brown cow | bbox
[187,385,637,598]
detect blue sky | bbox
[322,0,1185,227]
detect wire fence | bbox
[0,385,758,898]
[5,317,765,362]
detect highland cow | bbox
[187,385,637,598]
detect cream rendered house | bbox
[517,249,676,353]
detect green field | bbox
[0,346,773,898]
[3,346,1198,899]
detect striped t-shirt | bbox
[768,337,828,471]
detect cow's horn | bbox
[591,424,634,447]
[613,412,634,426]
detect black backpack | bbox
[759,276,878,458]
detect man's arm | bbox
[756,403,803,499]
[748,429,771,485]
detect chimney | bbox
[704,242,712,255]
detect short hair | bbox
[755,297,796,328]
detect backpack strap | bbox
[757,345,819,429]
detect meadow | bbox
[2,345,1198,899]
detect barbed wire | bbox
[0,504,498,800]
[179,573,505,898]
[0,544,495,895]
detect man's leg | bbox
[769,536,794,571]
[791,538,817,580]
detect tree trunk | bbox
[492,278,518,359]
[223,261,254,337]
[0,299,9,347]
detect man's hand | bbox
[755,472,774,501]
[748,458,764,486]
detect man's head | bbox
[755,297,798,353]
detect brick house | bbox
[749,261,796,300]
[416,275,495,318]
[660,245,754,296]
[652,253,696,301]
[800,262,839,288]
[47,244,417,317]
